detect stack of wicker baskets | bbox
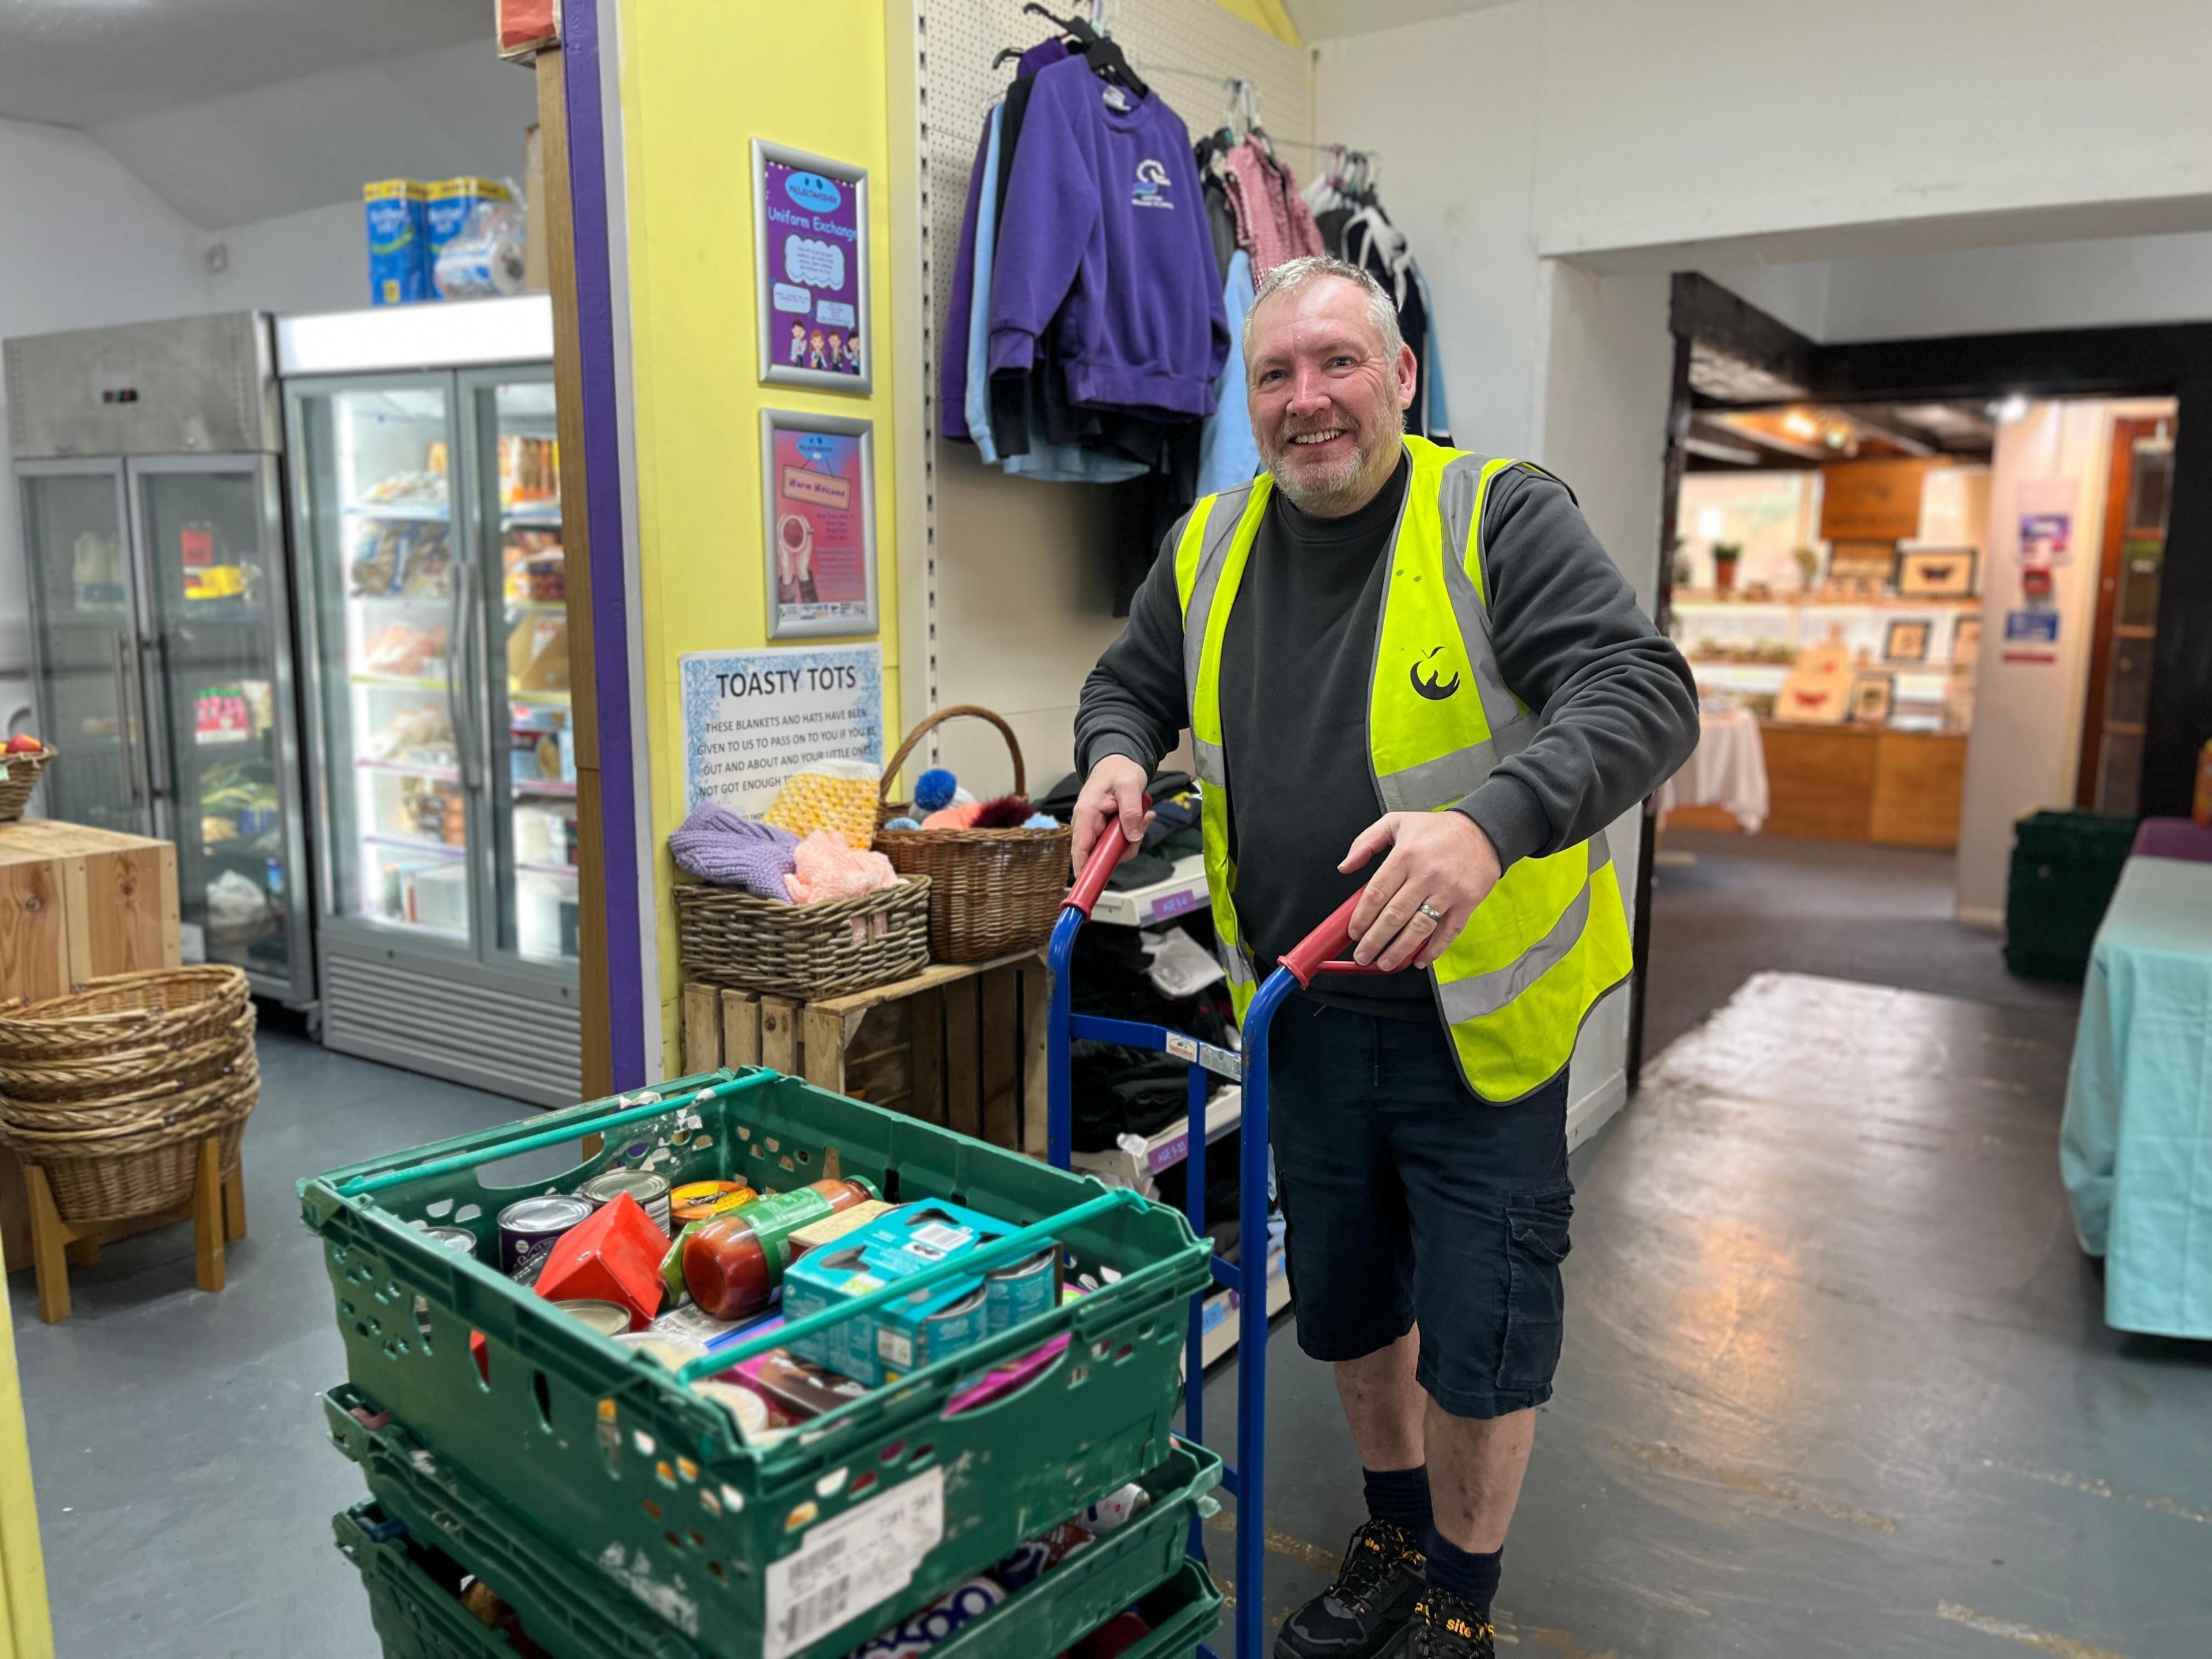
[0,967,257,1224]
[0,741,55,823]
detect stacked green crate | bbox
[304,1067,1222,1659]
[2005,810,2137,981]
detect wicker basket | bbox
[875,706,1073,963]
[0,743,54,823]
[0,965,250,1062]
[0,967,257,1225]
[673,874,931,999]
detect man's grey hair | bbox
[1242,255,1405,368]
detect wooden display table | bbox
[1757,722,1968,849]
[680,950,1052,1156]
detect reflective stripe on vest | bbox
[1176,435,1634,1100]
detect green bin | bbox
[301,1067,1212,1659]
[2004,810,2137,981]
[326,1381,1221,1659]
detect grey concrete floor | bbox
[1643,830,2081,1058]
[19,954,2208,1656]
[10,1021,533,1659]
[1205,972,2212,1658]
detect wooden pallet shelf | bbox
[680,949,1052,1156]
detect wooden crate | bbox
[0,819,184,1274]
[680,950,1052,1156]
[0,819,180,1002]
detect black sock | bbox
[1424,1533,1502,1618]
[1361,1464,1433,1535]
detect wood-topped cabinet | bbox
[1758,723,1967,849]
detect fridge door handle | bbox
[143,634,173,802]
[448,566,483,793]
[112,630,145,805]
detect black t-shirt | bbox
[1217,456,1433,1018]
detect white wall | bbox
[0,117,211,684]
[1822,230,2212,343]
[1536,0,2212,270]
[207,200,384,317]
[1954,397,2172,924]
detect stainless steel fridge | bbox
[5,313,315,1006]
[276,298,581,1106]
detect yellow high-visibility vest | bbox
[1176,434,1633,1101]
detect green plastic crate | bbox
[332,1503,522,1659]
[325,1380,1221,1659]
[300,1067,1212,1659]
[1106,1560,1226,1658]
[2005,809,2137,981]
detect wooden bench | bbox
[680,950,1052,1156]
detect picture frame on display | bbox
[752,139,872,393]
[1849,674,1895,725]
[762,408,878,640]
[1884,619,1933,663]
[1895,547,1979,599]
[1955,615,1983,666]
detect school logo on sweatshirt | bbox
[1131,158,1175,209]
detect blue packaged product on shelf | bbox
[424,178,511,262]
[364,181,429,306]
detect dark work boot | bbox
[1272,1518,1426,1658]
[1388,1588,1496,1658]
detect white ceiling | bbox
[1281,0,1522,41]
[0,0,487,130]
[94,40,538,229]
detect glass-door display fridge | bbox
[5,314,313,1005]
[279,298,580,1106]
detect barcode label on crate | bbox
[763,1464,944,1658]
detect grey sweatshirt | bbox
[1074,453,1697,1020]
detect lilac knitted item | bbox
[669,802,800,901]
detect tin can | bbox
[694,1379,776,1442]
[497,1195,592,1285]
[579,1169,673,1233]
[670,1180,755,1225]
[422,1226,478,1258]
[615,1332,709,1372]
[984,1247,1059,1336]
[552,1298,633,1338]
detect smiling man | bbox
[1072,256,1696,1658]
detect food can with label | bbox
[579,1169,673,1233]
[422,1226,478,1259]
[614,1331,710,1372]
[552,1298,634,1337]
[670,1180,755,1225]
[984,1246,1059,1336]
[497,1195,592,1285]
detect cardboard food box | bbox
[783,1201,1014,1386]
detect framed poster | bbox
[1895,547,1978,599]
[763,408,877,639]
[1884,619,1931,663]
[1848,674,1894,725]
[753,139,871,393]
[1954,615,1982,666]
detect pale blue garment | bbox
[1414,264,1453,443]
[2059,853,2212,1338]
[1196,249,1260,497]
[965,104,1147,484]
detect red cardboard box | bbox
[535,1191,669,1329]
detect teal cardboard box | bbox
[784,1201,1014,1386]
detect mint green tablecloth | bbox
[2060,853,2212,1337]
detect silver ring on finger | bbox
[1415,901,1446,923]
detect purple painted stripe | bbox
[561,0,646,1088]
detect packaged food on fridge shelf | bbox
[506,613,569,694]
[497,433,559,509]
[362,704,454,767]
[361,623,448,679]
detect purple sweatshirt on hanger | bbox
[987,57,1228,420]
[940,39,1070,441]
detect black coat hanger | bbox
[1018,2,1149,100]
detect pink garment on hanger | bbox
[1222,139,1325,279]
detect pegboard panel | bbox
[918,0,1312,368]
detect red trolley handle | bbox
[1065,794,1152,917]
[1279,891,1407,984]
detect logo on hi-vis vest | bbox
[1411,646,1461,701]
[1131,158,1174,209]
